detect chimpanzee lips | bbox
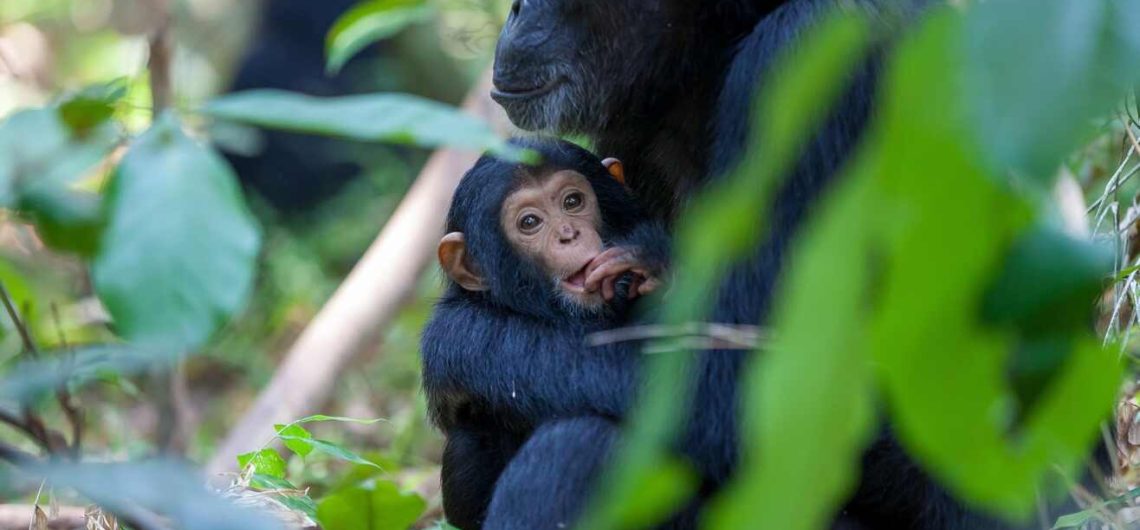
[561,263,590,292]
[491,78,563,101]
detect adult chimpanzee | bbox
[421,137,670,529]
[478,0,1042,529]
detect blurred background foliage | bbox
[0,0,1138,529]
[0,0,514,527]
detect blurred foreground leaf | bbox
[326,0,433,75]
[580,12,875,530]
[866,7,1121,518]
[15,460,283,530]
[91,113,260,351]
[58,78,129,133]
[204,90,520,158]
[964,0,1140,183]
[0,345,161,405]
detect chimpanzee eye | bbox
[518,213,543,233]
[563,192,584,211]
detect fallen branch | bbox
[206,71,511,476]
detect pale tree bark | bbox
[206,72,512,476]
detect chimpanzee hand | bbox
[583,247,661,301]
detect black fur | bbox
[483,1,1055,529]
[421,138,670,528]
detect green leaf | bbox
[865,8,1122,519]
[0,106,119,208]
[326,0,433,75]
[0,345,162,405]
[708,171,877,530]
[317,481,426,530]
[274,423,315,457]
[17,460,282,530]
[58,78,129,133]
[237,448,288,479]
[1051,510,1095,529]
[963,0,1140,183]
[610,458,696,528]
[18,187,105,257]
[91,113,260,351]
[278,493,320,520]
[249,473,298,491]
[293,414,388,426]
[203,90,517,157]
[277,435,384,471]
[983,227,1114,334]
[579,11,875,530]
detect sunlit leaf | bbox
[277,435,384,471]
[91,113,260,351]
[238,448,288,479]
[326,0,433,75]
[274,423,315,457]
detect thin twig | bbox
[0,408,50,452]
[587,322,767,350]
[49,304,82,461]
[146,1,173,116]
[0,441,37,466]
[0,282,38,357]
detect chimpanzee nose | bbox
[559,225,578,243]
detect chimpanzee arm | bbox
[421,300,641,425]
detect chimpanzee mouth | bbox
[561,263,590,293]
[491,78,563,102]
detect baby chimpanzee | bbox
[421,137,670,529]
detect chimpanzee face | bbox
[490,0,669,134]
[499,170,605,308]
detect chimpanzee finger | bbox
[627,276,643,299]
[638,277,661,295]
[585,260,633,291]
[603,275,616,301]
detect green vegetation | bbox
[0,0,1138,529]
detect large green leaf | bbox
[91,113,260,351]
[203,90,516,156]
[867,8,1121,518]
[317,481,426,530]
[708,171,877,530]
[578,12,875,530]
[326,0,433,75]
[964,0,1140,182]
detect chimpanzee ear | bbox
[438,232,488,292]
[601,158,625,185]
